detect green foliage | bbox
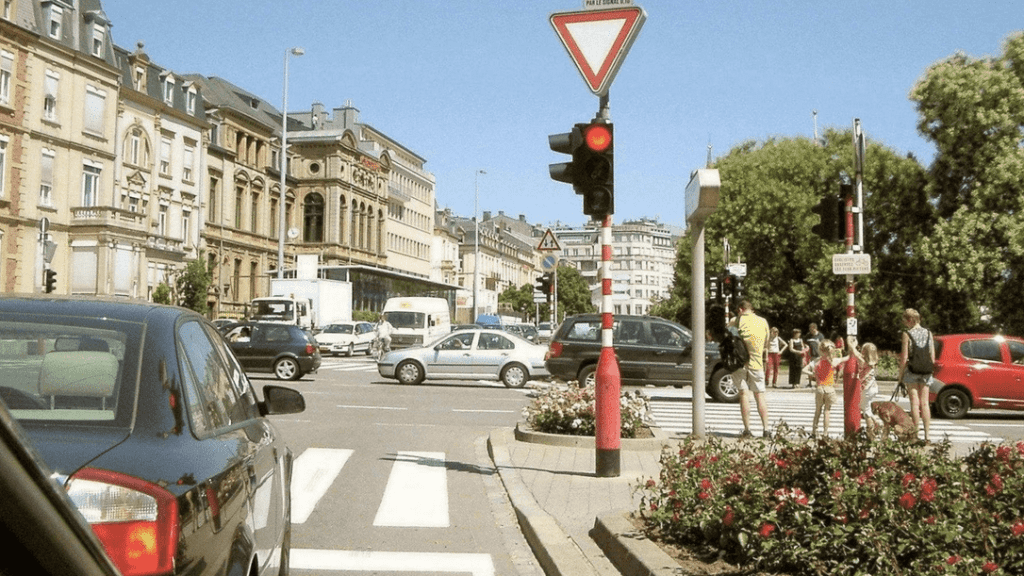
[636,432,1024,576]
[353,309,378,322]
[521,383,651,438]
[498,283,535,317]
[175,256,210,315]
[555,266,596,320]
[152,283,172,305]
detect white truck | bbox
[382,296,452,349]
[252,278,353,330]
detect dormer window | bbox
[134,67,145,91]
[91,24,105,57]
[48,5,63,39]
[161,73,175,105]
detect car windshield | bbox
[387,311,424,329]
[323,324,353,334]
[0,316,142,426]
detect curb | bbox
[488,428,596,576]
[591,512,684,576]
[513,423,674,451]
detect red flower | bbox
[982,561,999,573]
[991,473,1004,491]
[925,515,936,524]
[723,506,735,527]
[901,473,916,488]
[650,503,658,511]
[833,470,843,480]
[946,555,961,565]
[859,507,871,520]
[701,478,713,490]
[759,523,776,538]
[645,479,656,488]
[898,492,917,510]
[997,446,1011,462]
[1012,521,1024,537]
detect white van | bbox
[382,297,452,349]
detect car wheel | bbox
[709,367,740,403]
[396,360,425,385]
[935,387,969,419]
[501,363,528,388]
[577,364,597,388]
[274,357,301,381]
[346,343,355,357]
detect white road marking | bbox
[374,451,449,527]
[291,549,494,576]
[452,409,518,414]
[290,448,352,524]
[336,404,407,410]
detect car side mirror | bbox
[259,385,306,416]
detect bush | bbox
[635,430,1024,576]
[521,383,651,438]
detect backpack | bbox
[720,327,750,371]
[907,330,934,375]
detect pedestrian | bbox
[787,329,806,388]
[802,340,844,438]
[766,327,787,388]
[375,313,394,353]
[730,300,771,439]
[898,308,934,442]
[805,323,825,387]
[847,336,882,438]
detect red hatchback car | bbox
[929,334,1024,419]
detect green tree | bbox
[555,266,596,320]
[498,283,535,319]
[910,32,1024,335]
[152,283,172,305]
[175,256,210,315]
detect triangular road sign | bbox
[550,7,646,96]
[537,229,562,251]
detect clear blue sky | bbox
[103,1,1022,228]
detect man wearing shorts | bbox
[731,300,771,438]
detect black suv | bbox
[544,314,738,402]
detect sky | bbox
[101,1,1023,229]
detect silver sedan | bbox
[377,329,549,388]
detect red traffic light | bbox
[583,123,612,152]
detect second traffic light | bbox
[535,273,553,299]
[44,269,57,293]
[548,121,614,219]
[811,190,844,243]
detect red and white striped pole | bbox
[842,120,866,438]
[595,213,621,477]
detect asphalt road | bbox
[260,355,543,576]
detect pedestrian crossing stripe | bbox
[374,451,449,527]
[291,448,353,524]
[648,399,1003,443]
[290,549,495,576]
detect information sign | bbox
[832,253,872,275]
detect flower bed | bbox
[634,428,1024,576]
[521,382,651,438]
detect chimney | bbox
[482,211,491,221]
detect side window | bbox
[566,320,600,342]
[178,321,251,431]
[1007,340,1024,365]
[480,333,514,350]
[961,339,1002,363]
[618,320,649,345]
[439,333,474,350]
[651,323,686,348]
[265,326,291,342]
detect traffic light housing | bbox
[721,273,734,299]
[548,121,614,219]
[708,275,721,304]
[811,192,843,243]
[535,273,553,299]
[44,269,57,293]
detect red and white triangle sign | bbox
[550,7,646,97]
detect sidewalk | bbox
[488,425,678,576]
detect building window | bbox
[91,25,104,57]
[158,204,167,236]
[81,163,101,207]
[43,70,59,121]
[128,195,139,213]
[160,136,171,175]
[208,176,219,223]
[0,136,7,198]
[270,197,278,240]
[303,193,324,242]
[182,145,194,181]
[182,210,191,245]
[250,190,259,233]
[48,5,62,39]
[0,50,12,105]
[234,185,244,228]
[134,67,145,90]
[84,85,106,134]
[40,149,54,207]
[162,76,174,104]
[186,89,197,114]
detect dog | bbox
[869,401,917,441]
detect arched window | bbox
[303,192,324,242]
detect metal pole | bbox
[842,119,864,438]
[278,47,303,279]
[473,170,484,321]
[691,223,706,438]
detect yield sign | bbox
[550,7,646,96]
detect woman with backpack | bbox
[898,308,935,443]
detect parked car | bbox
[537,321,554,342]
[544,314,735,402]
[928,333,1024,419]
[505,324,539,342]
[316,321,376,356]
[0,295,306,576]
[222,321,322,380]
[377,329,549,388]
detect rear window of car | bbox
[0,317,141,426]
[1009,340,1024,364]
[564,320,600,342]
[960,339,1002,362]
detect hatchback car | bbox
[928,333,1024,419]
[544,314,735,402]
[0,295,306,576]
[377,329,549,388]
[223,321,322,380]
[315,321,375,356]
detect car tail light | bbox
[66,468,179,576]
[546,342,563,360]
[305,343,316,355]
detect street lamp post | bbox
[277,46,304,279]
[473,169,485,322]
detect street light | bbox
[473,169,486,322]
[277,46,304,279]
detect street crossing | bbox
[288,447,496,575]
[647,389,1003,444]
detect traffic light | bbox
[811,192,843,243]
[708,275,721,304]
[44,269,57,293]
[721,273,734,299]
[548,121,614,219]
[733,275,744,301]
[535,273,553,299]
